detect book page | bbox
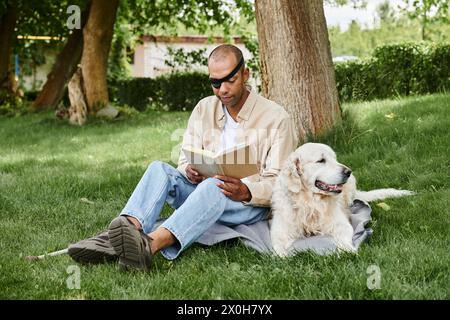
[181,146,223,178]
[216,144,259,179]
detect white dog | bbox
[270,143,414,257]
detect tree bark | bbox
[67,68,87,125]
[32,4,91,110]
[421,12,427,41]
[81,0,119,114]
[255,0,341,141]
[32,26,84,110]
[0,0,18,97]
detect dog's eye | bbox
[317,158,325,163]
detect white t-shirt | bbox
[220,105,240,153]
[220,106,250,184]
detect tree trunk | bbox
[0,0,18,98]
[81,0,119,114]
[32,4,91,110]
[67,68,87,125]
[421,12,427,41]
[255,0,341,141]
[32,26,84,110]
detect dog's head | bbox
[287,143,352,195]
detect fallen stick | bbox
[25,248,68,262]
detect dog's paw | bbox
[272,244,290,258]
[335,240,357,254]
[334,239,358,253]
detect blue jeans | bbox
[119,161,269,260]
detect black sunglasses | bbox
[209,57,244,89]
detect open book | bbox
[181,143,259,179]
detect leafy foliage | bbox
[239,34,260,79]
[324,0,367,8]
[399,1,450,25]
[164,47,208,70]
[0,0,86,39]
[3,0,87,95]
[0,91,28,116]
[322,0,450,58]
[397,0,450,40]
[334,42,450,102]
[123,0,252,36]
[109,71,211,111]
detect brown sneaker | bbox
[68,231,118,264]
[108,216,153,271]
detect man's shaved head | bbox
[208,44,250,109]
[209,44,244,65]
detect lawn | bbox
[0,93,449,299]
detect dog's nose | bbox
[343,168,352,177]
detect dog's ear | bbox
[286,155,302,193]
[287,155,302,177]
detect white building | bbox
[131,35,253,78]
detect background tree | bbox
[33,0,120,115]
[255,0,341,140]
[0,0,18,102]
[1,0,84,105]
[377,0,397,25]
[81,0,119,114]
[32,1,89,111]
[398,0,450,40]
[107,2,135,81]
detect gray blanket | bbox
[154,199,373,256]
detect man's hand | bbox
[214,175,252,202]
[186,165,206,184]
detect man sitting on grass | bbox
[70,44,297,271]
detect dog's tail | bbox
[355,188,415,202]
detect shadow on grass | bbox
[0,110,190,150]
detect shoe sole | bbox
[68,232,118,264]
[68,244,117,264]
[108,216,152,271]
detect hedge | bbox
[108,71,211,111]
[335,42,450,102]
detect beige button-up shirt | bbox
[177,88,298,207]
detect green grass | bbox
[0,93,449,299]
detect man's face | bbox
[208,55,249,108]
